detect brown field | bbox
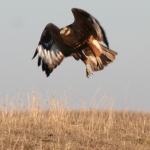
[0,92,150,150]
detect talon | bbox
[86,69,93,78]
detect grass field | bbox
[0,92,150,150]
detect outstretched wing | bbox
[32,23,69,77]
[72,8,109,48]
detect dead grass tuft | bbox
[0,92,150,149]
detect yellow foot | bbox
[86,69,93,78]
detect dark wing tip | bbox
[38,57,42,66]
[100,26,109,48]
[41,60,51,77]
[32,49,38,60]
[72,8,90,19]
[71,8,78,12]
[71,8,75,12]
[46,70,50,77]
[42,60,45,71]
[46,73,50,77]
[71,8,86,12]
[94,19,109,48]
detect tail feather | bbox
[83,47,104,72]
[87,55,104,71]
[101,44,118,56]
[100,44,117,66]
[83,44,117,72]
[100,54,110,66]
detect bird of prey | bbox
[32,8,117,78]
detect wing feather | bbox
[32,23,68,77]
[72,8,109,47]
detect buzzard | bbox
[32,8,117,77]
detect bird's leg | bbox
[87,36,102,67]
[77,50,92,78]
[86,64,92,78]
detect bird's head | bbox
[60,27,71,36]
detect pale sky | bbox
[0,0,150,111]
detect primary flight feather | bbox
[32,8,118,77]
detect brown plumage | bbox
[32,8,117,77]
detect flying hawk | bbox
[32,8,117,77]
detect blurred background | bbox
[0,0,150,111]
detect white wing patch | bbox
[37,43,65,76]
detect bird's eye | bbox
[60,29,66,35]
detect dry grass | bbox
[0,92,150,150]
